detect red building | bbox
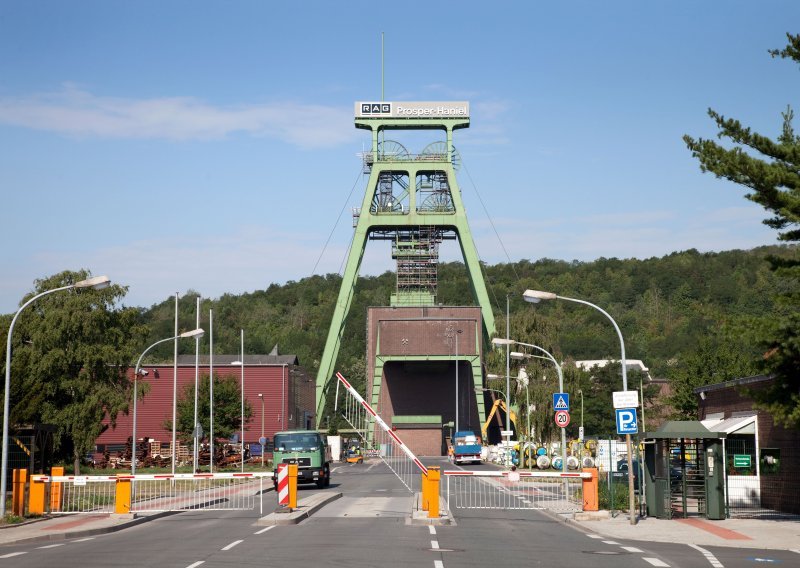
[95,350,314,455]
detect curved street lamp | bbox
[522,288,637,525]
[132,328,204,476]
[1,275,111,517]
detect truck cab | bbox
[272,430,332,489]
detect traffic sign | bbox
[259,436,267,446]
[615,408,638,435]
[613,390,639,409]
[578,426,584,441]
[555,410,570,428]
[553,392,570,411]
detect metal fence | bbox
[30,472,272,515]
[443,470,588,513]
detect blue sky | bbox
[1,1,798,313]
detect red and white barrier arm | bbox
[336,371,428,476]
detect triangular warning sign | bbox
[554,396,568,410]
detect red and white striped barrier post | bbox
[277,464,289,507]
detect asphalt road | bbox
[1,459,797,568]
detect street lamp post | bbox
[455,328,462,432]
[523,289,637,525]
[258,393,265,467]
[1,275,111,518]
[133,328,205,477]
[505,343,568,474]
[231,329,245,473]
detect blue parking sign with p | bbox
[615,408,638,435]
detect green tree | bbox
[666,335,760,420]
[169,373,252,446]
[684,33,800,428]
[1,270,145,473]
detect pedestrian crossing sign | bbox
[553,392,570,411]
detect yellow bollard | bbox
[28,475,46,515]
[50,466,64,512]
[421,471,430,511]
[288,464,298,510]
[426,467,440,519]
[115,477,132,514]
[11,469,27,516]
[582,467,599,512]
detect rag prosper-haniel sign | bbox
[355,101,469,118]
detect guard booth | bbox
[643,421,726,520]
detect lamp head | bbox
[75,275,111,290]
[522,289,557,303]
[510,351,527,360]
[491,337,515,347]
[179,328,204,339]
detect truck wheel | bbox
[317,465,330,488]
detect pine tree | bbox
[683,33,800,429]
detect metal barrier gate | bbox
[443,470,589,513]
[29,472,272,515]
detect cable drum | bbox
[566,456,580,470]
[582,456,596,468]
[536,455,551,469]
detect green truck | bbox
[272,430,332,489]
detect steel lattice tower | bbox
[315,101,496,428]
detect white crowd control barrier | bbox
[335,371,426,492]
[443,470,589,513]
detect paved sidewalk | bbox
[570,513,800,551]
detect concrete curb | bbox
[0,511,178,547]
[256,492,343,526]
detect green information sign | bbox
[733,454,751,468]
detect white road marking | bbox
[431,540,440,549]
[791,549,800,555]
[643,558,670,567]
[186,562,205,568]
[37,544,65,549]
[254,526,274,535]
[689,544,724,568]
[221,540,243,551]
[434,561,444,568]
[0,552,26,558]
[621,546,644,553]
[602,540,621,545]
[72,537,95,542]
[586,534,603,539]
[428,525,436,535]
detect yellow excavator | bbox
[481,399,519,440]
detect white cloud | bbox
[0,84,356,148]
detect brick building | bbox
[696,375,799,515]
[95,349,314,455]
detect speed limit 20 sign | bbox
[555,410,570,428]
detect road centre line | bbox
[689,544,724,568]
[621,546,643,553]
[72,537,95,542]
[0,552,26,558]
[428,526,436,535]
[254,526,275,535]
[643,559,670,567]
[36,544,65,549]
[431,540,439,549]
[602,540,621,545]
[186,562,205,568]
[221,540,243,551]
[434,561,444,568]
[586,534,603,539]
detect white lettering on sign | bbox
[613,390,640,409]
[355,101,469,119]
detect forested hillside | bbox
[136,244,794,432]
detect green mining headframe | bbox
[315,101,497,427]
